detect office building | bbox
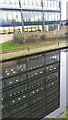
[0,0,61,33]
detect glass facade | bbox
[0,0,61,33]
[0,50,60,119]
[0,0,61,10]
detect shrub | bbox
[40,34,45,40]
[26,34,38,42]
[13,33,25,44]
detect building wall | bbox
[0,0,61,33]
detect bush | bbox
[13,33,25,44]
[26,34,39,42]
[40,34,45,40]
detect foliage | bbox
[40,34,46,40]
[26,34,39,42]
[13,33,25,44]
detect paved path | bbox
[0,34,13,43]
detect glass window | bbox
[9,0,11,4]
[48,1,50,8]
[53,1,55,7]
[54,13,55,21]
[47,13,49,21]
[12,11,17,20]
[57,13,58,20]
[10,0,15,5]
[57,13,60,20]
[49,13,52,21]
[14,0,19,5]
[22,12,27,22]
[7,11,12,21]
[57,1,59,8]
[31,12,34,21]
[27,12,31,21]
[28,0,33,5]
[44,13,46,21]
[0,0,4,4]
[51,1,53,8]
[50,1,52,7]
[54,1,56,8]
[0,11,2,20]
[25,0,28,5]
[36,0,41,6]
[47,0,48,7]
[55,13,57,21]
[45,13,48,21]
[20,0,24,6]
[25,12,28,21]
[34,12,36,21]
[32,0,37,6]
[34,12,39,21]
[44,0,47,7]
[4,0,10,4]
[2,11,7,21]
[17,12,21,22]
[0,0,2,4]
[52,13,54,21]
[51,13,53,21]
[39,12,42,21]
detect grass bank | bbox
[0,40,58,53]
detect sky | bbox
[61,0,68,20]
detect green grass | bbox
[0,40,56,53]
[0,39,67,60]
[0,41,28,52]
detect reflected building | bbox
[0,0,61,33]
